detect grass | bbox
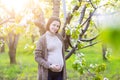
[0,53,37,80]
[0,36,120,80]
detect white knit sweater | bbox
[46,31,64,71]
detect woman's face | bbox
[49,20,60,34]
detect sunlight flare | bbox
[1,0,29,13]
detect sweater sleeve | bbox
[34,38,50,69]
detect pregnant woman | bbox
[34,16,67,80]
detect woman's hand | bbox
[49,64,62,72]
[55,65,61,71]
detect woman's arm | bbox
[34,39,51,69]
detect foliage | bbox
[72,52,107,80]
[105,48,112,60]
[0,39,4,48]
[24,43,36,54]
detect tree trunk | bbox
[0,43,5,53]
[0,37,5,53]
[6,32,19,64]
[34,0,60,35]
[9,48,16,64]
[102,44,107,60]
[33,8,46,36]
[52,0,60,17]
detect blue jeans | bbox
[48,70,63,80]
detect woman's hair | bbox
[46,16,61,32]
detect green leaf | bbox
[77,43,82,49]
[78,68,84,75]
[66,29,71,35]
[94,74,103,80]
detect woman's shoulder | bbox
[37,34,46,43]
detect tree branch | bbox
[65,40,100,60]
[79,12,92,40]
[65,45,77,60]
[79,41,101,49]
[61,0,82,37]
[80,34,99,42]
[89,0,96,9]
[65,0,81,25]
[33,8,46,35]
[79,5,86,24]
[85,67,95,77]
[66,9,97,60]
[66,12,91,60]
[97,3,115,8]
[81,9,96,27]
[0,17,13,25]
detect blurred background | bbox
[0,0,120,80]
